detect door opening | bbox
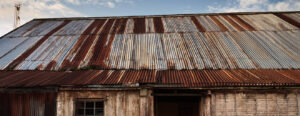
[155,96,200,116]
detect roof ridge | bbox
[33,11,300,21]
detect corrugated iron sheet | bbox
[0,12,299,70]
[0,92,56,116]
[0,70,299,87]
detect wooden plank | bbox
[116,91,126,116]
[256,93,267,116]
[139,97,148,116]
[210,94,216,116]
[148,90,154,116]
[266,93,278,115]
[245,94,256,116]
[235,93,246,116]
[215,93,226,116]
[277,94,288,115]
[287,93,297,116]
[225,93,235,116]
[126,92,140,116]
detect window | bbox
[75,99,104,116]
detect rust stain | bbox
[110,19,122,34]
[117,18,128,34]
[81,19,105,35]
[274,13,300,28]
[36,64,44,70]
[209,15,228,31]
[133,18,146,33]
[101,19,115,34]
[21,21,45,36]
[153,17,165,33]
[222,15,244,31]
[89,19,115,67]
[6,20,71,70]
[190,16,206,32]
[91,70,110,84]
[45,61,57,70]
[61,19,107,68]
[230,15,256,31]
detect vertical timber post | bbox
[139,88,154,116]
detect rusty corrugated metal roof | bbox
[0,12,299,88]
[0,12,299,70]
[0,70,299,88]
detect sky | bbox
[0,0,300,36]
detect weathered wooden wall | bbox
[57,89,300,116]
[201,90,300,116]
[0,92,57,116]
[56,89,154,116]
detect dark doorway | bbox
[155,96,200,116]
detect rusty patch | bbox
[133,18,146,33]
[61,19,107,68]
[45,61,57,70]
[230,15,256,31]
[222,15,244,31]
[35,64,44,70]
[111,19,122,34]
[153,17,165,33]
[89,33,110,67]
[274,13,300,28]
[83,19,107,35]
[117,18,128,34]
[90,70,109,84]
[101,19,115,33]
[21,21,45,36]
[6,20,71,70]
[209,16,228,31]
[89,19,115,67]
[190,16,206,32]
[167,61,176,69]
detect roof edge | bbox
[0,69,299,72]
[0,19,35,39]
[32,11,300,21]
[1,11,299,39]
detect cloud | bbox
[66,0,81,5]
[208,0,300,12]
[65,0,134,8]
[107,1,116,8]
[0,0,135,37]
[0,0,83,37]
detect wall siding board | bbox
[56,90,153,116]
[202,92,300,116]
[0,92,57,116]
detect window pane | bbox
[86,102,94,108]
[76,102,85,109]
[96,102,103,108]
[76,109,84,115]
[86,109,94,115]
[95,109,104,116]
[75,99,104,116]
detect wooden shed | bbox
[0,11,300,116]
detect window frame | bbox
[74,98,105,116]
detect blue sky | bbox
[64,0,229,16]
[0,0,300,36]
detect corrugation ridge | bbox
[6,20,71,70]
[209,16,228,31]
[274,13,300,28]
